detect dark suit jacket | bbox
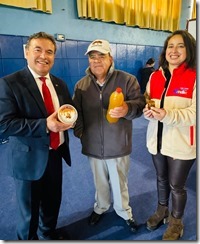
[0,67,72,180]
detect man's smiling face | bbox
[25,38,55,76]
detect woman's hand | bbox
[143,104,166,121]
[150,107,166,121]
[143,104,154,118]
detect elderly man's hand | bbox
[108,102,128,118]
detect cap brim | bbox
[85,48,110,55]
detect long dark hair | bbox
[159,30,196,70]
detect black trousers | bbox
[152,153,195,219]
[15,149,63,240]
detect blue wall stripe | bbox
[0,35,163,96]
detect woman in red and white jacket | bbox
[143,30,196,240]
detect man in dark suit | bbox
[0,32,74,240]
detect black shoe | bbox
[126,218,138,233]
[89,211,102,225]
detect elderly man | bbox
[73,39,145,232]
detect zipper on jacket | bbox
[99,89,104,156]
[157,69,171,152]
[100,91,102,100]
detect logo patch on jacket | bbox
[173,87,189,95]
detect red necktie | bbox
[39,77,60,150]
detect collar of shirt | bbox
[27,66,52,94]
[27,66,50,80]
[96,80,105,87]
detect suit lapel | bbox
[50,75,65,106]
[22,68,65,115]
[23,68,47,116]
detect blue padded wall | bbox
[0,34,163,96]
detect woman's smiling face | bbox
[166,34,186,69]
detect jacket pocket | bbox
[190,126,195,146]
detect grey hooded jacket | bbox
[73,64,146,159]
